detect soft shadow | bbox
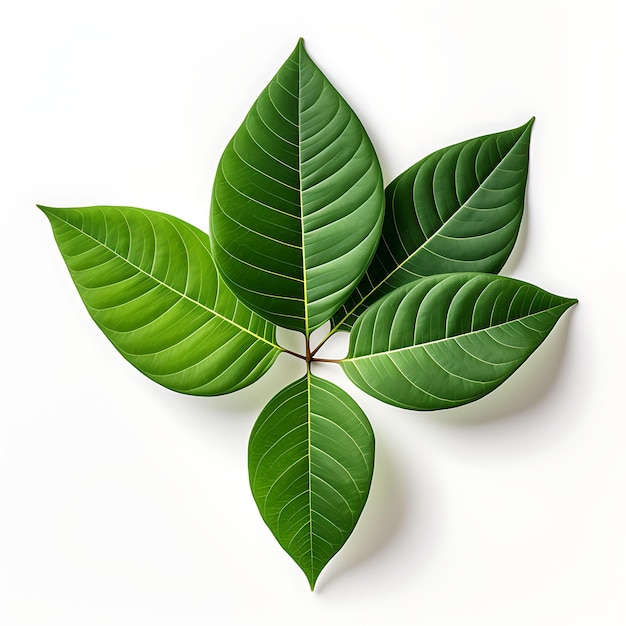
[152,351,306,436]
[315,435,411,591]
[427,308,576,426]
[147,327,305,441]
[500,206,529,276]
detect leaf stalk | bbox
[280,338,343,365]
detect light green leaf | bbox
[210,39,384,335]
[249,372,374,589]
[40,205,281,395]
[331,120,534,332]
[341,273,576,410]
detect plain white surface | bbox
[1,0,623,623]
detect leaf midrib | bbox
[297,42,310,338]
[345,300,571,363]
[49,210,282,352]
[306,369,314,587]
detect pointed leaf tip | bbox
[37,205,59,221]
[292,38,306,57]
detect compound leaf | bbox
[249,372,374,589]
[210,39,384,335]
[40,205,281,395]
[332,120,534,331]
[341,273,576,410]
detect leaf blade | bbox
[332,120,534,331]
[40,205,282,395]
[249,372,374,589]
[210,39,384,335]
[341,273,576,410]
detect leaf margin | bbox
[248,369,375,589]
[341,272,577,411]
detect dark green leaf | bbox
[341,273,576,410]
[332,120,534,332]
[210,39,384,335]
[249,372,374,589]
[40,205,281,395]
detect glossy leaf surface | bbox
[249,373,374,589]
[342,273,576,410]
[41,206,281,395]
[37,38,579,592]
[210,39,384,335]
[332,120,534,331]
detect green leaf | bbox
[331,120,534,332]
[249,372,374,589]
[210,39,384,335]
[40,205,282,395]
[341,273,576,410]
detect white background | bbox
[1,0,624,624]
